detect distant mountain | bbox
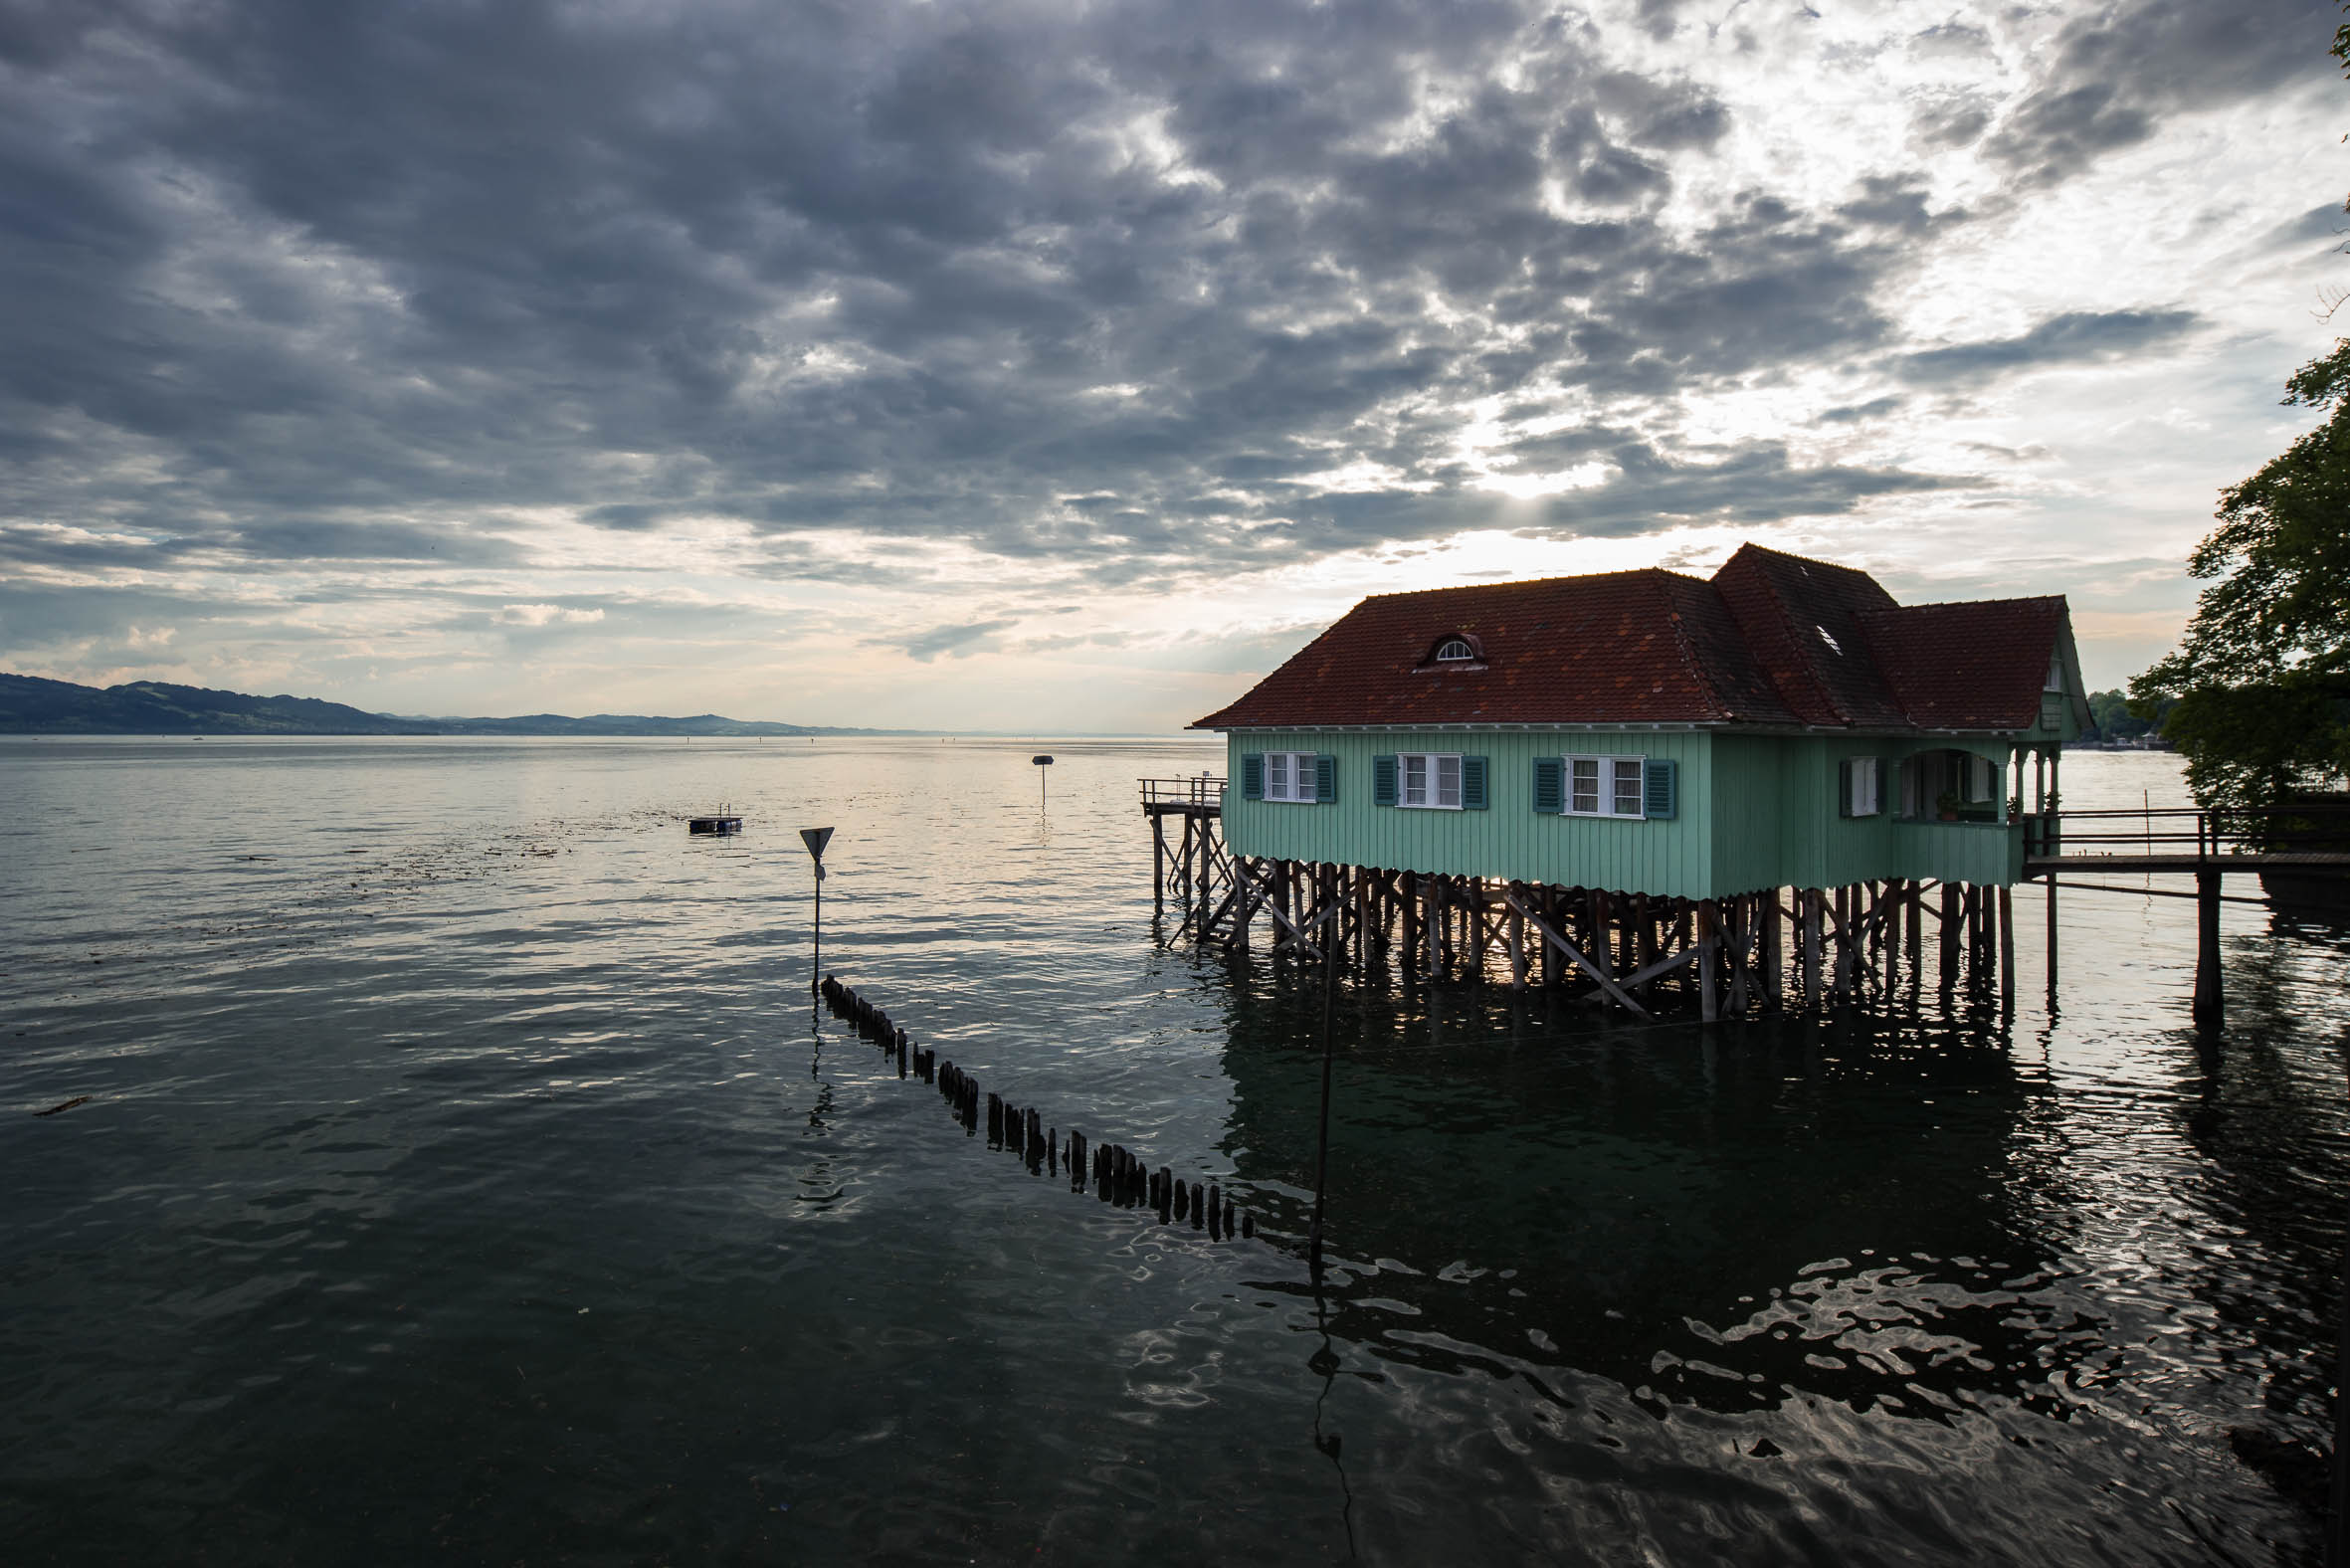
[0,673,870,736]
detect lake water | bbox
[1,737,2342,1565]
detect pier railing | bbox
[1140,776,1226,810]
[2027,803,2350,865]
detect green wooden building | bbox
[1178,544,2086,1012]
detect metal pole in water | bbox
[800,827,834,998]
[1033,754,1054,811]
[1308,913,1337,1273]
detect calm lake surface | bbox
[1,737,2343,1565]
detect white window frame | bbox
[1564,753,1647,820]
[1434,638,1475,662]
[1847,756,1882,817]
[1397,751,1463,810]
[1264,750,1318,804]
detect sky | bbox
[1,0,2344,732]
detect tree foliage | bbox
[2130,341,2350,807]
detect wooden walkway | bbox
[2029,851,2350,874]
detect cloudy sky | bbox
[1,0,2343,731]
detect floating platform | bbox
[687,815,741,836]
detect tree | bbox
[2130,341,2350,807]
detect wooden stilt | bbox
[1999,885,2016,1009]
[2194,869,2223,1029]
[1883,881,1901,993]
[2045,878,2058,993]
[1696,899,1719,1022]
[1507,890,1528,991]
[1832,884,1853,1000]
[1939,882,1960,988]
[1402,871,1421,977]
[1151,814,1166,913]
[1803,889,1824,1009]
[1905,880,1922,988]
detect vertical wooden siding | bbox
[1221,729,1715,899]
[1221,729,2029,899]
[1710,733,2024,892]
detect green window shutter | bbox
[1372,754,1399,806]
[1240,753,1264,800]
[1462,754,1489,810]
[1314,754,1337,803]
[1889,757,1904,818]
[1532,756,1563,814]
[1838,758,1854,818]
[1643,758,1676,820]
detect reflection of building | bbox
[1186,544,2089,1014]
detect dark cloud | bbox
[1984,0,2333,187]
[891,619,1021,662]
[0,0,2242,611]
[1895,308,2202,387]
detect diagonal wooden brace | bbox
[1502,890,1653,1018]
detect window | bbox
[1400,751,1462,809]
[1564,754,1646,819]
[1843,756,1881,817]
[2046,652,2064,692]
[1967,753,1997,805]
[1434,638,1475,662]
[1264,750,1319,803]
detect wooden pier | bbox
[1144,780,2350,1025]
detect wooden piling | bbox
[1695,900,1719,1023]
[2194,869,2223,1029]
[1803,889,1824,1009]
[1940,882,1960,987]
[1998,886,2015,1009]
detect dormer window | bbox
[1421,632,1483,668]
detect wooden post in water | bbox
[1151,811,1166,913]
[2045,879,2059,993]
[1695,900,1719,1023]
[1998,886,2016,1010]
[1939,882,1960,987]
[1803,889,1824,1009]
[2194,868,2224,1030]
[1507,890,1527,991]
[1402,871,1421,978]
[1905,880,1922,986]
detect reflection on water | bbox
[0,739,2339,1564]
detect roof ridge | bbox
[1864,594,2066,614]
[1659,575,1732,722]
[1724,540,1886,582]
[1354,565,1704,602]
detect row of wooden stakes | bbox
[817,973,1257,1242]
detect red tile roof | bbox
[1192,544,2069,734]
[1859,597,2069,731]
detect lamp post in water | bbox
[1033,754,1054,810]
[799,826,833,999]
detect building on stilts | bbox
[1172,542,2090,1017]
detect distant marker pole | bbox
[1033,754,1054,811]
[800,827,834,998]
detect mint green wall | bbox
[1223,728,2026,897]
[1220,729,1715,900]
[1710,733,2022,892]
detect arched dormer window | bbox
[1424,633,1482,667]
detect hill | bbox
[0,674,857,736]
